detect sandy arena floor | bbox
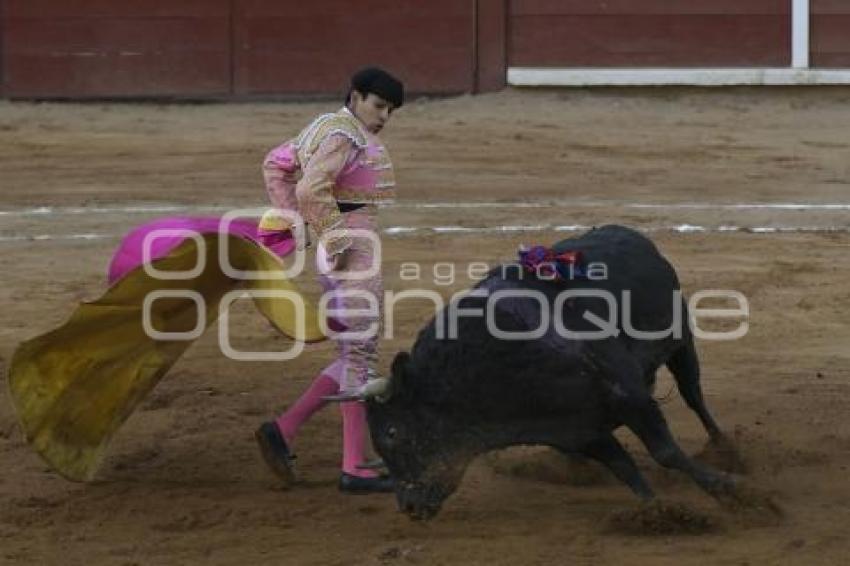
[0,88,849,565]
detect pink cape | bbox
[107,216,295,284]
[106,215,346,332]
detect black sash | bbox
[338,202,366,213]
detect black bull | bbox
[365,225,737,520]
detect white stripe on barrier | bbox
[2,201,850,218]
[3,224,848,244]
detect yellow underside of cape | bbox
[7,234,325,481]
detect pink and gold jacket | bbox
[261,107,395,255]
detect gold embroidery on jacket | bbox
[295,111,367,164]
[294,108,397,208]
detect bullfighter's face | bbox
[349,91,394,134]
[367,398,467,521]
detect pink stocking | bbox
[341,401,379,478]
[275,373,339,446]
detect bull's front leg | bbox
[620,395,735,499]
[578,434,654,500]
[665,341,747,474]
[587,342,735,500]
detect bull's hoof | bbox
[715,482,784,520]
[695,435,748,474]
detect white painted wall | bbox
[792,0,810,68]
[508,0,850,86]
[508,68,850,87]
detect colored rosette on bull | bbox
[518,245,586,282]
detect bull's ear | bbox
[391,351,410,380]
[390,351,412,392]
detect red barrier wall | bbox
[3,1,848,98]
[476,0,508,92]
[811,0,850,67]
[0,0,5,96]
[233,0,476,96]
[1,0,506,98]
[2,0,232,97]
[509,0,791,67]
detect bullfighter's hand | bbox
[330,249,349,272]
[292,221,311,252]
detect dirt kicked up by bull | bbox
[334,225,748,520]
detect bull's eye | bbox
[385,426,398,441]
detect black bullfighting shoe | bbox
[338,472,396,494]
[255,422,297,487]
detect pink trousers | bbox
[275,206,384,478]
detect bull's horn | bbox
[361,377,392,399]
[322,377,392,402]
